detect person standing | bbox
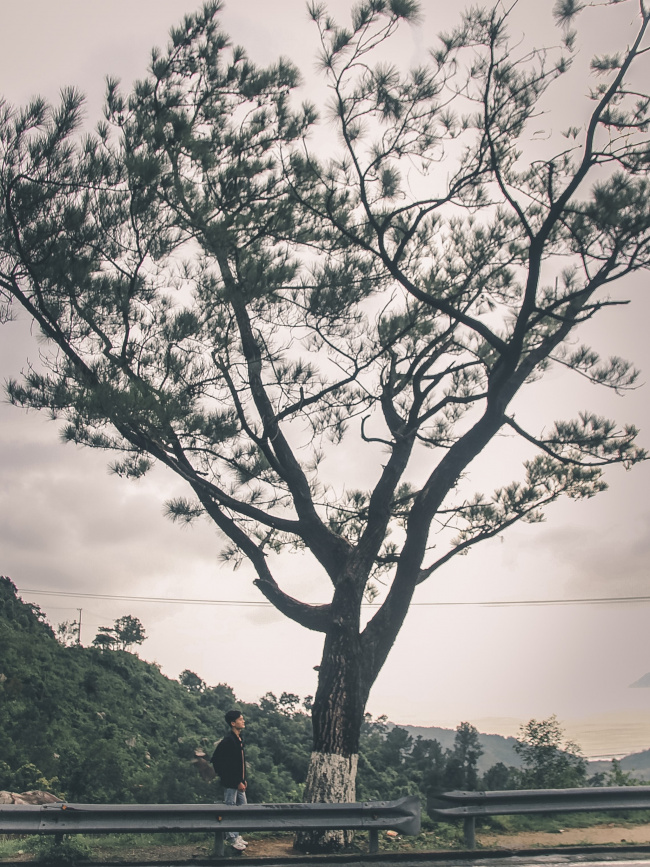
[211,710,248,851]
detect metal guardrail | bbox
[3,787,648,854]
[0,796,421,855]
[429,785,650,849]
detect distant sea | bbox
[467,710,650,760]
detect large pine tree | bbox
[1,0,649,846]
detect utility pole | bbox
[77,608,82,645]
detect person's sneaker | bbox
[231,837,247,851]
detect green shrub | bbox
[26,835,92,865]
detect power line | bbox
[17,587,650,608]
[18,588,268,606]
[432,595,650,608]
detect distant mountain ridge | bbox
[587,749,650,782]
[391,722,650,779]
[389,722,522,772]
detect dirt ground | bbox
[92,837,299,862]
[478,822,650,849]
[4,824,650,862]
[128,822,650,859]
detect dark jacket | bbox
[211,730,246,789]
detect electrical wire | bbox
[16,588,650,607]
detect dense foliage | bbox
[0,576,309,804]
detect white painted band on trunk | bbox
[304,751,359,803]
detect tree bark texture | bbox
[296,752,359,850]
[296,624,371,850]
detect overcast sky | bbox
[1,0,649,760]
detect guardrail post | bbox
[368,828,379,854]
[463,816,475,849]
[213,831,224,857]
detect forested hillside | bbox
[0,576,310,804]
[1,577,642,815]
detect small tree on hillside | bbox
[444,722,484,791]
[514,715,587,788]
[114,615,146,651]
[179,669,206,692]
[1,0,649,842]
[56,619,80,647]
[606,758,641,786]
[92,616,146,652]
[92,626,118,651]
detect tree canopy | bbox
[1,0,649,822]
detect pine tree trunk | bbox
[295,624,370,852]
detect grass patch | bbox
[0,836,34,861]
[25,837,91,866]
[0,832,212,863]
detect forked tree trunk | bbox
[295,625,371,852]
